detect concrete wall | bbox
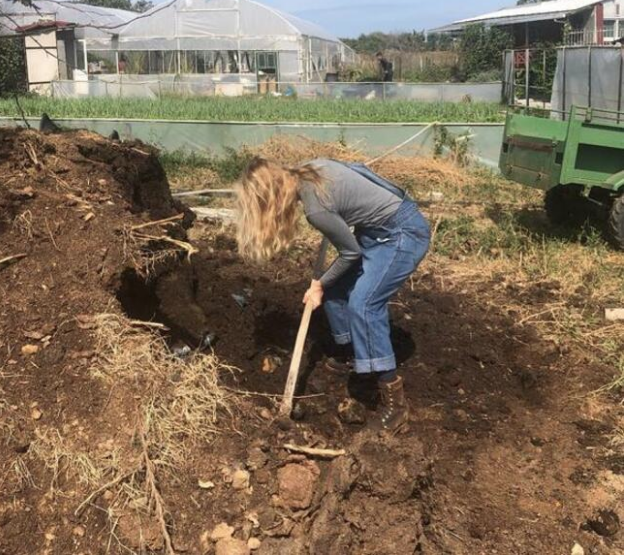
[0,117,505,169]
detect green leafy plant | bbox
[459,24,513,81]
[0,96,505,123]
[0,37,27,97]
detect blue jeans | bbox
[323,199,430,374]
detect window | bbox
[604,20,617,41]
[257,52,278,74]
[179,51,255,74]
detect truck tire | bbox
[608,194,624,249]
[544,186,588,226]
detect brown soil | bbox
[1,128,623,555]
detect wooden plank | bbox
[172,189,235,198]
[605,308,624,322]
[190,207,235,223]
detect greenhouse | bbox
[1,0,356,97]
[84,0,356,93]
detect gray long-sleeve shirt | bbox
[298,159,402,288]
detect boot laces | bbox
[380,391,395,425]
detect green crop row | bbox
[0,96,504,124]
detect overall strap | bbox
[340,161,406,199]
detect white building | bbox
[434,0,624,46]
[0,0,135,93]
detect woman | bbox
[236,157,430,434]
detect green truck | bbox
[499,106,624,248]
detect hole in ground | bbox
[116,268,160,323]
[115,268,208,349]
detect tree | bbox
[133,0,153,12]
[341,30,453,54]
[459,23,513,79]
[75,0,153,12]
[0,37,27,97]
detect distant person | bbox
[118,54,128,74]
[376,51,393,82]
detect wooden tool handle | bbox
[279,300,314,417]
[279,238,329,417]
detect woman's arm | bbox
[306,211,361,289]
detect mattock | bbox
[279,237,329,418]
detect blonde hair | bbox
[235,157,323,262]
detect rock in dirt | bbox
[117,513,164,551]
[198,479,215,490]
[211,522,235,541]
[30,408,43,420]
[247,537,261,550]
[246,447,269,471]
[21,344,39,356]
[259,408,273,420]
[72,525,85,537]
[291,402,307,421]
[215,537,251,555]
[571,543,585,555]
[257,537,306,555]
[583,509,620,537]
[278,462,320,510]
[232,469,251,490]
[261,355,282,374]
[337,398,366,425]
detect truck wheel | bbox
[544,186,588,226]
[608,194,624,250]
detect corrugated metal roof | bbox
[433,0,601,32]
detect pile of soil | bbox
[162,233,624,555]
[1,128,623,555]
[0,128,194,552]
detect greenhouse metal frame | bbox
[86,0,356,85]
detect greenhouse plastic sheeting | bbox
[551,47,624,115]
[0,118,504,169]
[0,0,135,43]
[114,0,350,52]
[51,78,502,102]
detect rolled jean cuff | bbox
[333,332,352,345]
[354,355,396,374]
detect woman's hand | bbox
[303,279,324,310]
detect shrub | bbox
[0,37,27,97]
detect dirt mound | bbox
[0,128,198,554]
[0,128,193,392]
[152,230,623,555]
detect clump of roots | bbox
[121,214,198,279]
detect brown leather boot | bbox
[369,376,409,435]
[323,344,354,375]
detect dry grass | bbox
[29,428,126,495]
[92,313,234,469]
[0,314,236,552]
[254,136,484,195]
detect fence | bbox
[0,116,505,168]
[551,46,624,119]
[502,48,558,109]
[504,46,624,119]
[51,76,503,103]
[564,29,622,46]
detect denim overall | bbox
[323,163,430,374]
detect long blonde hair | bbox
[235,157,323,262]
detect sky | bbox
[258,0,511,37]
